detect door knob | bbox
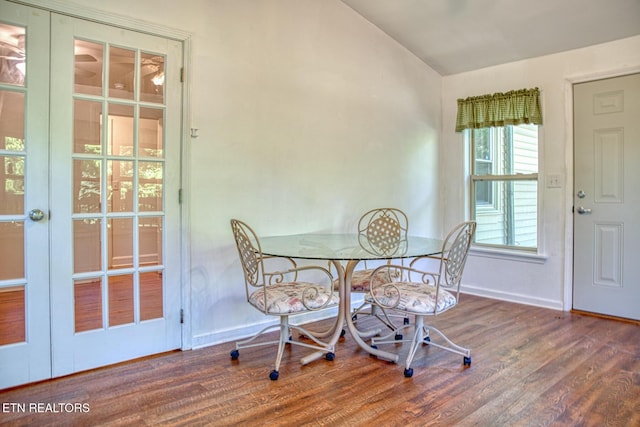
[28,209,46,222]
[576,206,592,214]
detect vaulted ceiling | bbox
[341,0,640,75]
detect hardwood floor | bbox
[1,295,638,426]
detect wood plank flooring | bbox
[1,295,638,426]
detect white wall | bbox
[33,0,640,348]
[441,36,640,310]
[66,0,443,347]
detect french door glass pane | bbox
[109,46,134,99]
[0,91,25,150]
[140,52,164,104]
[107,160,134,212]
[0,286,26,345]
[139,216,162,266]
[139,107,163,157]
[0,221,24,279]
[73,218,102,273]
[108,104,134,156]
[108,217,133,270]
[0,24,26,86]
[74,278,102,332]
[1,155,24,215]
[73,159,102,213]
[73,99,102,154]
[74,40,103,96]
[140,272,163,320]
[139,161,162,211]
[0,89,25,215]
[108,274,134,326]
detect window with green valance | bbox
[455,87,542,132]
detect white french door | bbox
[0,1,183,388]
[0,1,51,389]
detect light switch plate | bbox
[546,174,562,188]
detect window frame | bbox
[469,124,540,251]
[472,128,496,209]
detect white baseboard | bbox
[191,289,563,350]
[460,284,564,311]
[192,305,342,350]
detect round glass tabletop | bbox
[259,233,443,261]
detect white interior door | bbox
[573,73,640,321]
[49,13,183,377]
[0,1,51,389]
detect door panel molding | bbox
[593,222,623,287]
[594,128,624,203]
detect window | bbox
[470,124,538,250]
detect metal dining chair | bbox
[229,219,339,380]
[368,221,476,377]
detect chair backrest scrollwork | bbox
[441,221,476,289]
[230,219,264,291]
[357,208,408,257]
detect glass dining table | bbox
[259,233,444,362]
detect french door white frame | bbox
[13,0,193,349]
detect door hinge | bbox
[180,309,184,324]
[178,188,183,204]
[180,67,184,83]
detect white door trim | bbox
[10,0,193,349]
[10,0,190,40]
[563,64,640,313]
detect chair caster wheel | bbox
[403,317,410,325]
[424,336,430,343]
[404,368,413,378]
[325,352,335,361]
[463,356,471,366]
[394,333,403,340]
[371,344,378,350]
[230,349,239,360]
[340,329,346,337]
[269,370,279,381]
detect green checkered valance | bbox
[455,87,542,132]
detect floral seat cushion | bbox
[368,282,457,314]
[249,282,339,315]
[334,268,402,292]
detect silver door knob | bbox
[28,209,46,222]
[576,206,592,214]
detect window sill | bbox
[469,246,547,264]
